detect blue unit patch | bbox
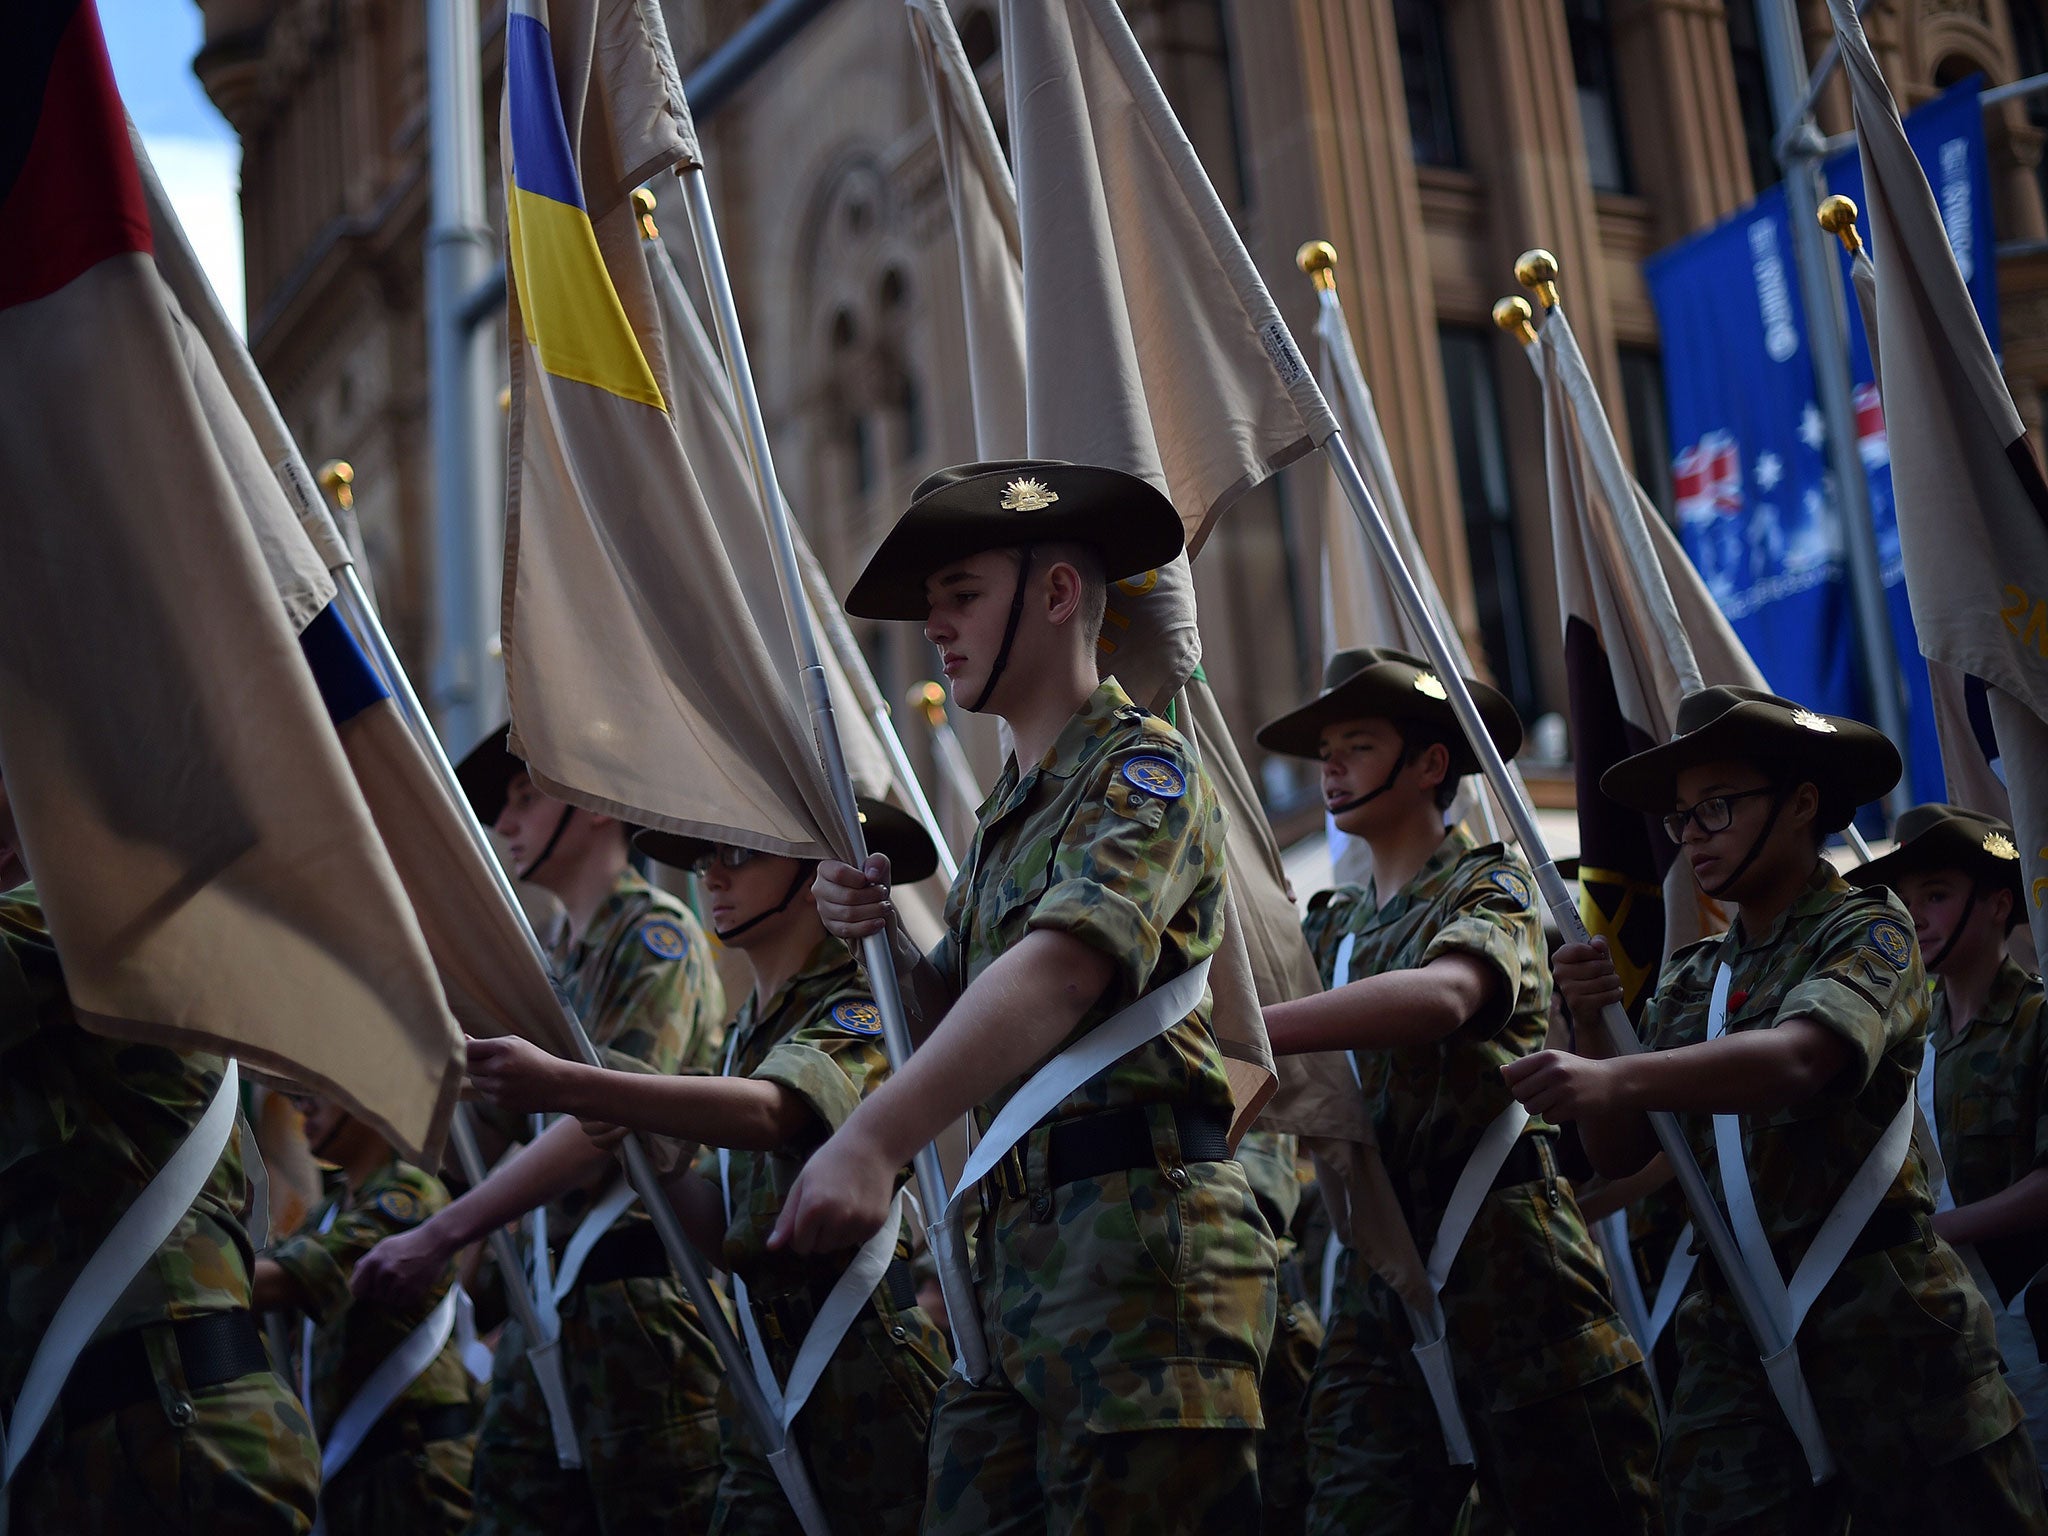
[374,1189,424,1226]
[832,999,884,1037]
[640,919,689,960]
[1488,869,1532,909]
[1869,918,1913,972]
[1120,756,1186,800]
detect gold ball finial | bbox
[316,459,354,512]
[911,681,949,725]
[1515,250,1556,311]
[1818,194,1863,256]
[1515,249,1561,310]
[498,384,512,415]
[1295,240,1339,293]
[1492,296,1538,347]
[632,186,659,240]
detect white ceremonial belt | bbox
[1,1061,240,1489]
[1644,1222,1699,1356]
[1708,960,1911,1481]
[549,1178,640,1303]
[1402,1100,1531,1466]
[317,1285,461,1483]
[939,954,1215,1382]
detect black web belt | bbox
[981,1102,1235,1205]
[59,1309,270,1428]
[573,1223,671,1290]
[1699,1203,1924,1295]
[351,1401,477,1467]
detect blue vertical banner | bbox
[1646,79,1998,804]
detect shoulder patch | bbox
[1487,868,1532,909]
[1867,917,1913,972]
[1120,756,1186,800]
[374,1189,424,1226]
[830,999,884,1037]
[639,918,690,961]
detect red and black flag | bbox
[0,0,462,1158]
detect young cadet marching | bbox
[351,734,727,1536]
[1509,686,2048,1532]
[1848,804,2048,1469]
[1254,646,1661,1535]
[785,460,1279,1534]
[464,797,952,1535]
[0,774,321,1531]
[252,1092,477,1533]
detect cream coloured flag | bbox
[1828,0,2048,964]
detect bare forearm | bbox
[1941,1167,2048,1247]
[1574,1153,1674,1222]
[659,1167,732,1257]
[249,1256,304,1312]
[432,1115,613,1250]
[1608,1022,1848,1119]
[556,1064,808,1151]
[841,931,1107,1168]
[1265,962,1482,1055]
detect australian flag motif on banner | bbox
[1646,78,1998,803]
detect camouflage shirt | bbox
[270,1156,472,1438]
[930,677,1234,1125]
[0,884,256,1406]
[536,867,725,1235]
[712,934,896,1295]
[1299,827,1552,1238]
[1642,861,1934,1252]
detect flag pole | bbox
[629,188,961,885]
[910,682,988,820]
[1297,240,1511,849]
[674,165,992,1385]
[132,132,831,1532]
[1321,427,1832,1478]
[1501,259,1874,870]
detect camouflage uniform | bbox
[1298,827,1661,1536]
[921,678,1278,1535]
[1238,1129,1321,1536]
[1641,862,2045,1532]
[705,934,950,1536]
[269,1157,476,1534]
[468,868,728,1536]
[1,885,321,1532]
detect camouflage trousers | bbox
[924,1146,1278,1536]
[1257,1285,1323,1536]
[1661,1234,2048,1533]
[322,1433,475,1536]
[1305,1172,1662,1536]
[10,1319,319,1534]
[708,1292,949,1536]
[467,1273,723,1536]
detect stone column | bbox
[1286,0,1482,642]
[1612,0,1760,243]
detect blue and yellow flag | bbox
[506,0,663,408]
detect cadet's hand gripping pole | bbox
[131,121,833,1531]
[1320,426,1833,1482]
[675,165,993,1387]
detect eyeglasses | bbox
[685,845,765,875]
[1662,787,1778,845]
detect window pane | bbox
[1393,0,1461,168]
[1619,346,1676,524]
[1438,327,1538,717]
[1725,0,1781,193]
[1563,0,1632,193]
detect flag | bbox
[1826,0,2048,963]
[136,121,587,1065]
[0,0,461,1161]
[996,0,1337,713]
[500,0,856,863]
[1536,307,1762,1004]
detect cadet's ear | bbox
[1410,739,1452,793]
[1041,557,1085,626]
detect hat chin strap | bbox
[965,548,1034,715]
[1925,884,1981,972]
[517,804,576,884]
[1325,744,1412,818]
[713,863,813,943]
[1696,790,1786,901]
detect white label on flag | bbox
[1261,320,1307,387]
[273,457,324,523]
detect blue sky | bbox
[100,0,245,329]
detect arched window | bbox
[1564,0,1633,193]
[1393,0,1461,168]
